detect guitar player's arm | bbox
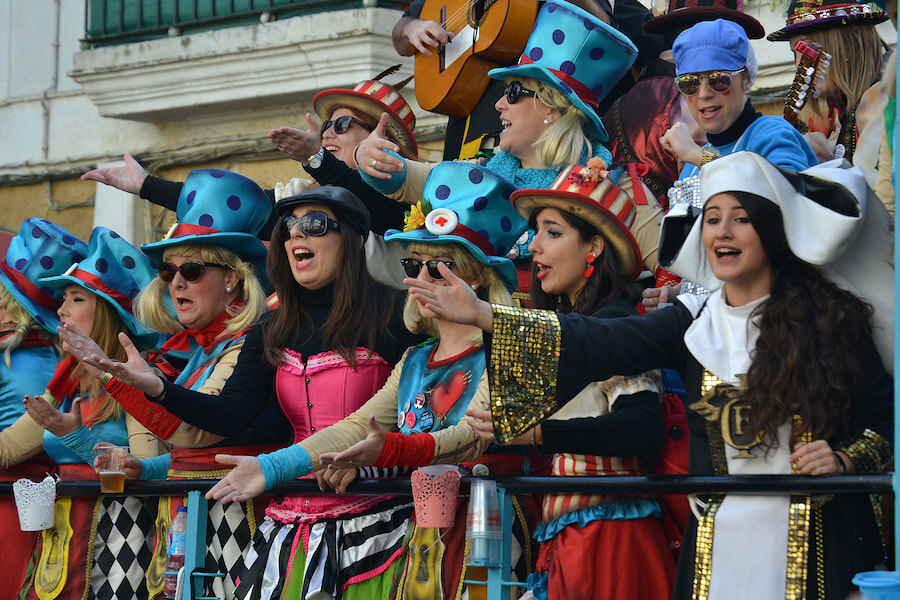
[392,0,452,57]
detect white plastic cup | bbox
[13,475,56,531]
[466,479,501,567]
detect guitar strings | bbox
[439,3,476,34]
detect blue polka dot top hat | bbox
[141,168,271,288]
[487,0,639,142]
[0,218,88,334]
[40,227,164,348]
[384,162,527,292]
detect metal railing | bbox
[1,474,892,600]
[83,0,408,47]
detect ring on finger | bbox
[372,159,378,169]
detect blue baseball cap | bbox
[673,19,748,75]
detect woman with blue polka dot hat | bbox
[0,225,171,600]
[356,0,667,278]
[0,218,85,600]
[207,162,534,599]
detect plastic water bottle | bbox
[163,505,188,599]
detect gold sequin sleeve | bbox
[839,428,893,474]
[489,305,561,444]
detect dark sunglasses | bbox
[675,69,745,96]
[157,261,228,283]
[400,258,456,280]
[320,115,372,137]
[504,80,537,105]
[280,211,341,241]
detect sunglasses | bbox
[675,69,745,96]
[400,258,456,280]
[157,261,228,283]
[279,211,341,241]
[504,80,537,105]
[320,115,372,137]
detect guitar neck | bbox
[783,41,830,134]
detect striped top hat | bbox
[41,227,164,349]
[385,162,527,292]
[488,0,638,141]
[767,0,887,41]
[314,70,418,160]
[141,168,271,289]
[511,161,643,279]
[0,219,88,334]
[644,0,765,40]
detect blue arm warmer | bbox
[357,150,408,195]
[58,426,103,465]
[139,453,171,480]
[257,443,313,490]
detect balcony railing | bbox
[83,0,409,47]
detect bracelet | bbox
[532,428,537,447]
[100,372,114,387]
[351,141,366,170]
[834,452,847,474]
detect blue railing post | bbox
[893,41,899,574]
[183,490,207,600]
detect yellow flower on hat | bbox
[403,199,432,232]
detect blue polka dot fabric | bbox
[487,0,639,141]
[384,163,527,293]
[141,168,271,289]
[39,227,162,348]
[0,218,88,334]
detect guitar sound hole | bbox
[469,0,496,27]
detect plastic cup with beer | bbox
[96,445,129,493]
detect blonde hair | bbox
[73,298,126,423]
[519,77,593,170]
[804,24,884,119]
[0,285,52,368]
[402,242,514,345]
[135,244,266,334]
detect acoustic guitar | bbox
[414,0,538,118]
[783,40,831,134]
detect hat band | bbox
[446,223,497,257]
[517,56,599,109]
[71,268,133,312]
[166,223,222,239]
[787,2,881,24]
[0,263,60,313]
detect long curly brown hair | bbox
[735,192,873,445]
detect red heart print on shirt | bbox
[429,370,469,420]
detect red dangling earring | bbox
[583,253,597,278]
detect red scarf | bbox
[46,356,80,404]
[159,308,234,354]
[0,330,53,348]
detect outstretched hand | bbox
[81,153,148,194]
[25,394,82,437]
[404,262,494,332]
[319,415,386,469]
[58,321,108,379]
[83,332,162,396]
[356,114,404,179]
[206,454,266,504]
[268,113,322,163]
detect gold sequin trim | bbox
[691,497,722,600]
[698,370,729,476]
[839,428,893,474]
[489,305,560,444]
[785,496,810,600]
